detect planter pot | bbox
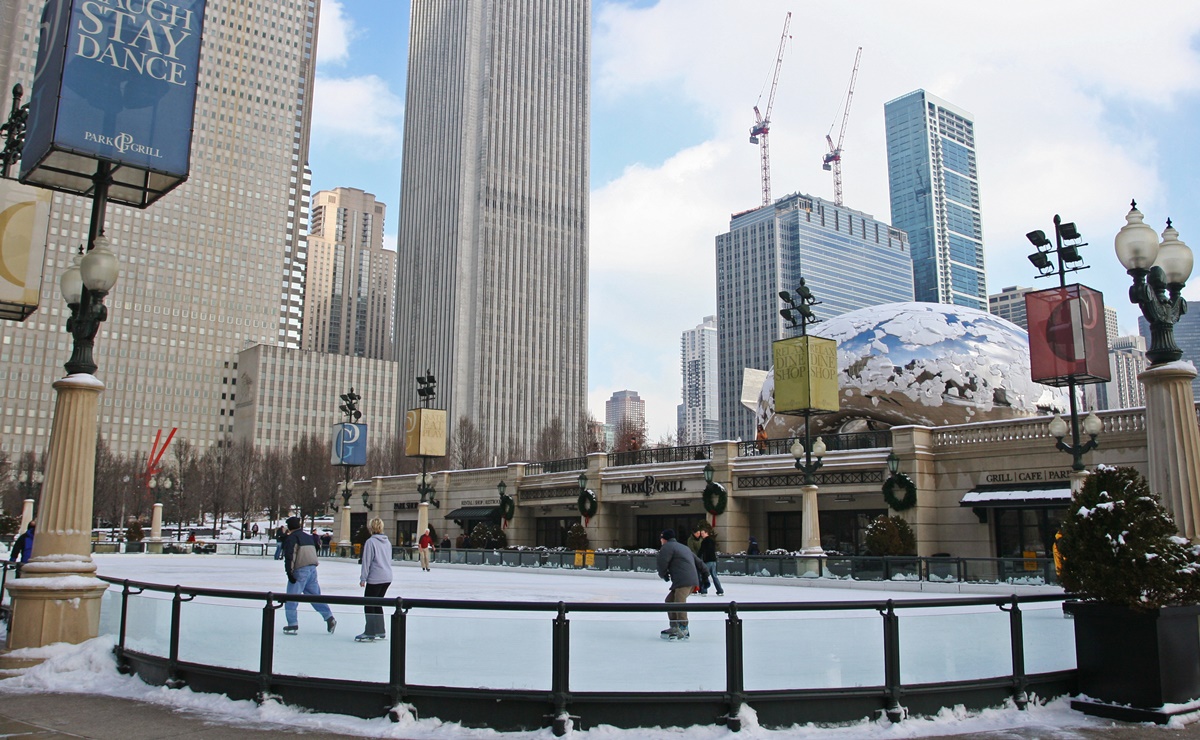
[1065,601,1200,719]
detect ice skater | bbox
[281,516,336,635]
[656,529,708,640]
[356,517,394,642]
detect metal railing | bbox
[737,430,892,457]
[607,443,713,467]
[101,576,1075,734]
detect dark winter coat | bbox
[698,536,717,562]
[10,525,34,563]
[282,529,320,583]
[657,537,708,590]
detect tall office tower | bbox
[394,0,589,458]
[0,0,319,458]
[1107,335,1148,410]
[680,316,719,446]
[304,188,395,359]
[1140,311,1200,398]
[884,90,986,309]
[1082,305,1120,411]
[716,192,914,442]
[605,390,646,433]
[989,286,1033,331]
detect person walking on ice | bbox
[356,517,394,642]
[281,516,336,635]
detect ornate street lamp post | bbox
[1114,201,1200,537]
[147,475,172,549]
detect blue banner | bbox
[21,0,206,189]
[332,423,368,467]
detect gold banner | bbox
[0,180,52,321]
[773,336,839,414]
[405,408,447,457]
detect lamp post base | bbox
[800,484,824,555]
[2,557,108,661]
[1140,362,1200,538]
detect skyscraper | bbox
[715,192,913,442]
[884,90,986,309]
[1107,335,1148,410]
[1140,311,1200,398]
[0,0,319,458]
[605,390,645,434]
[394,1,589,458]
[680,316,719,446]
[304,188,395,360]
[989,286,1034,331]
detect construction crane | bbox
[749,11,792,207]
[823,47,862,207]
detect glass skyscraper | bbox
[715,193,913,442]
[884,90,986,309]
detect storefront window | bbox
[994,507,1064,559]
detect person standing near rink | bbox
[356,517,394,642]
[418,528,435,571]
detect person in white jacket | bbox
[356,517,395,642]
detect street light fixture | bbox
[789,436,827,485]
[1026,215,1103,473]
[1114,201,1194,365]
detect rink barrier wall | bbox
[90,542,1063,586]
[99,576,1076,735]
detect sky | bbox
[306,0,1200,441]
[0,552,1123,739]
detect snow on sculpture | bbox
[750,302,1068,438]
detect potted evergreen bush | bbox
[1058,465,1200,721]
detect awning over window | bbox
[445,506,500,520]
[959,488,1071,508]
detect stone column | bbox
[147,502,164,554]
[1140,362,1200,539]
[800,483,823,554]
[17,499,33,538]
[339,500,354,549]
[4,376,109,657]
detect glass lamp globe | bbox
[1083,412,1103,438]
[80,235,120,292]
[1114,203,1161,272]
[59,250,83,305]
[1154,223,1194,287]
[812,436,827,458]
[1048,415,1069,440]
[789,439,804,460]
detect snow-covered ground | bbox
[0,553,1182,738]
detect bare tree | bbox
[259,447,289,530]
[534,417,569,462]
[170,438,200,538]
[450,416,489,469]
[613,417,647,453]
[198,438,233,535]
[290,433,334,526]
[92,435,121,531]
[575,412,605,457]
[226,439,261,539]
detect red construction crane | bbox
[823,46,862,207]
[749,11,792,207]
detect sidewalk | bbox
[0,692,1198,739]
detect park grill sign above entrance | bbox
[620,475,688,495]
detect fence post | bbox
[880,600,903,722]
[256,593,281,703]
[115,579,133,675]
[166,585,189,688]
[388,597,407,714]
[1003,596,1029,709]
[723,603,745,731]
[550,602,574,736]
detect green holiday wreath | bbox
[703,482,728,518]
[498,491,515,525]
[577,488,598,522]
[882,473,917,511]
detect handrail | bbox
[99,573,1075,735]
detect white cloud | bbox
[588,0,1200,436]
[311,76,404,152]
[315,0,354,65]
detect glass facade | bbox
[884,90,986,310]
[716,193,914,442]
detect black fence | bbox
[737,430,893,457]
[101,576,1074,734]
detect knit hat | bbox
[660,529,675,541]
[286,516,302,531]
